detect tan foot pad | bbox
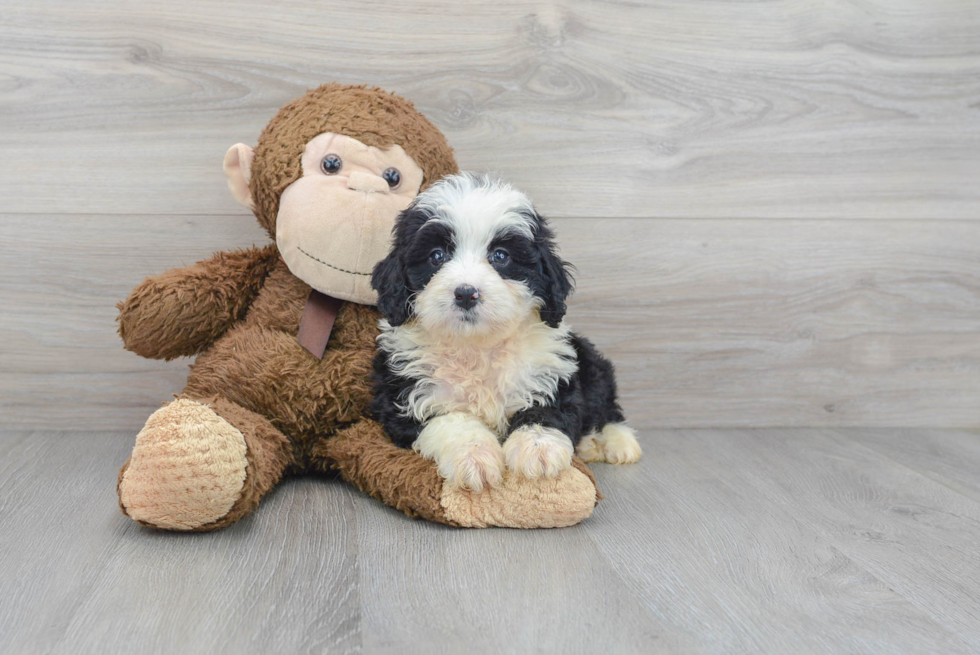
[440,465,597,529]
[119,399,248,530]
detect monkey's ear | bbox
[371,253,412,326]
[223,143,255,209]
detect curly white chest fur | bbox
[377,319,578,435]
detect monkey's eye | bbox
[321,154,343,175]
[429,248,446,267]
[489,248,510,265]
[382,167,401,189]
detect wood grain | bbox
[1,0,977,429]
[845,428,980,503]
[2,214,977,429]
[559,217,980,428]
[351,494,678,654]
[1,0,978,218]
[585,429,979,653]
[650,427,980,647]
[3,429,980,653]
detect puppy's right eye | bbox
[429,248,446,266]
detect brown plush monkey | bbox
[116,84,599,530]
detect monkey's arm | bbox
[117,244,279,360]
[311,417,601,528]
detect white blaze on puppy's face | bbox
[411,176,541,340]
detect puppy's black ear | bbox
[371,252,412,326]
[535,217,575,328]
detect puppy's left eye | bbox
[429,248,446,266]
[489,248,509,265]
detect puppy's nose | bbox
[346,171,389,194]
[454,285,480,310]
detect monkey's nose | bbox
[454,285,480,310]
[346,171,390,194]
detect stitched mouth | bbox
[297,245,372,276]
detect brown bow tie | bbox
[297,289,343,360]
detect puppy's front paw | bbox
[602,423,642,464]
[439,443,505,493]
[504,425,573,480]
[576,422,642,464]
[575,434,605,463]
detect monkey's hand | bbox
[117,244,279,360]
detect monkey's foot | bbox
[118,399,249,530]
[439,459,596,528]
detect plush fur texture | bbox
[117,245,279,361]
[116,86,601,531]
[371,173,638,488]
[118,398,250,530]
[250,84,459,240]
[315,420,599,527]
[439,456,600,528]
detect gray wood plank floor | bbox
[2,428,979,654]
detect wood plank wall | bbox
[1,0,978,430]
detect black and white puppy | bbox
[370,173,641,491]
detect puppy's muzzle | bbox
[454,285,481,310]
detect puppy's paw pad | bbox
[443,444,505,493]
[504,425,573,479]
[600,423,642,464]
